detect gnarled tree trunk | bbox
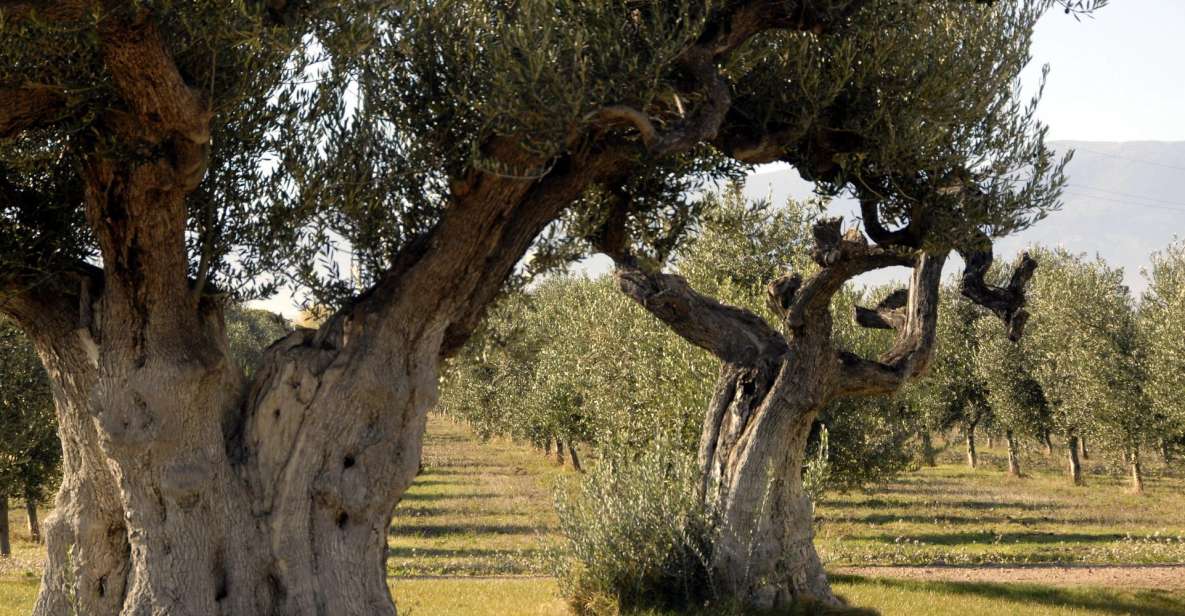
[1006,430,1022,477]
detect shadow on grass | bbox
[389,523,545,537]
[831,513,1063,526]
[386,546,545,559]
[823,498,1050,511]
[399,492,502,502]
[831,574,1185,616]
[858,531,1125,545]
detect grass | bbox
[816,441,1185,567]
[3,419,1184,615]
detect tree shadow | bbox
[858,531,1126,545]
[389,523,545,537]
[830,574,1185,616]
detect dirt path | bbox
[833,565,1185,589]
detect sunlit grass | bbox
[4,420,1184,615]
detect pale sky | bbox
[1025,0,1185,142]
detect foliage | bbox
[224,306,292,376]
[0,320,57,503]
[1139,241,1185,450]
[552,442,715,614]
[1024,248,1153,461]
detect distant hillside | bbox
[743,141,1185,294]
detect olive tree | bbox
[974,315,1050,477]
[0,0,1100,612]
[1026,247,1152,490]
[1139,241,1185,462]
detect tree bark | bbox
[1067,434,1084,486]
[966,426,978,469]
[1006,430,1022,477]
[920,432,937,467]
[1129,449,1144,494]
[568,442,583,472]
[555,438,566,466]
[1043,431,1054,457]
[0,494,9,557]
[987,434,995,450]
[1080,436,1090,460]
[23,489,41,544]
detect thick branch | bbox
[614,263,787,365]
[775,219,915,330]
[854,289,907,330]
[958,236,1036,341]
[835,251,948,398]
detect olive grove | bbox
[0,0,1102,613]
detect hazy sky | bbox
[1025,0,1185,142]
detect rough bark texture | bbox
[1067,434,1084,486]
[1006,430,1022,477]
[24,491,41,544]
[0,494,9,557]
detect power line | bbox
[1071,147,1185,173]
[1066,184,1185,208]
[1062,190,1185,214]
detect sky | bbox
[1024,0,1185,142]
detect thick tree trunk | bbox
[920,431,937,467]
[965,427,978,469]
[1006,430,1022,477]
[568,442,583,472]
[1129,449,1144,494]
[0,494,9,557]
[23,490,40,544]
[1067,434,1084,486]
[699,352,836,610]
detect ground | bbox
[2,416,1183,615]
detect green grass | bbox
[816,442,1185,567]
[3,420,1184,615]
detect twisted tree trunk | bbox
[1067,434,1084,486]
[1006,430,1022,477]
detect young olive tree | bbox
[1026,247,1152,490]
[1139,241,1185,462]
[0,0,1100,612]
[906,290,993,469]
[974,315,1050,477]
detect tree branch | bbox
[835,251,948,397]
[614,262,788,365]
[957,235,1036,341]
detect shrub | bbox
[553,441,715,614]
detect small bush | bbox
[552,441,716,615]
